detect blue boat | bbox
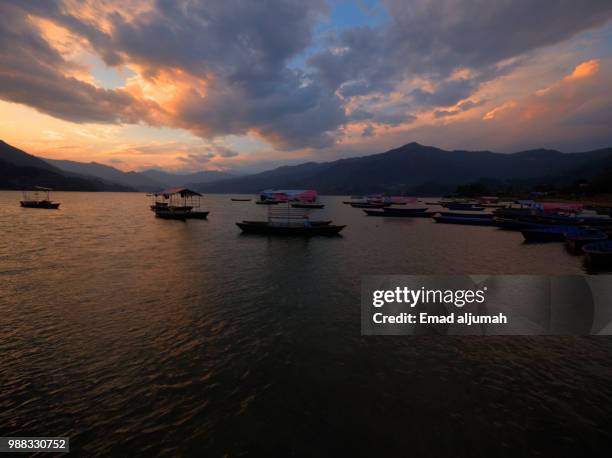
[433,215,495,226]
[565,228,607,251]
[438,211,494,219]
[493,217,550,230]
[521,225,580,242]
[583,240,612,268]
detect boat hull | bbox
[364,209,434,218]
[583,241,612,269]
[291,203,325,209]
[521,229,566,242]
[236,221,345,236]
[20,201,60,209]
[433,216,495,226]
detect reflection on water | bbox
[1,192,611,456]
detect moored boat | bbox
[433,215,495,226]
[521,226,577,242]
[438,211,494,219]
[152,188,210,220]
[350,202,389,208]
[20,187,60,209]
[237,200,345,236]
[565,228,607,251]
[236,221,345,236]
[231,198,252,202]
[582,241,612,268]
[291,202,325,209]
[444,202,484,211]
[364,209,435,217]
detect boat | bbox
[493,217,550,230]
[364,209,435,218]
[20,187,60,209]
[364,207,433,217]
[291,202,325,209]
[155,208,189,220]
[241,220,332,226]
[350,202,389,208]
[445,203,485,211]
[151,188,210,219]
[520,226,577,242]
[236,221,345,236]
[583,241,612,268]
[565,228,607,251]
[438,211,494,219]
[433,215,496,226]
[257,189,318,206]
[237,202,345,236]
[231,198,252,202]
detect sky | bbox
[1,0,612,173]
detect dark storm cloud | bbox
[1,0,612,151]
[349,109,416,126]
[1,0,344,149]
[310,0,612,104]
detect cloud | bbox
[0,0,345,150]
[434,99,486,118]
[310,0,612,110]
[0,3,161,125]
[1,0,612,160]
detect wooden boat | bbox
[364,207,433,217]
[291,202,325,209]
[494,217,552,230]
[433,215,495,226]
[256,200,281,205]
[565,228,607,251]
[521,226,576,242]
[583,241,612,267]
[438,211,494,219]
[155,209,188,220]
[238,201,344,236]
[236,221,345,236]
[445,203,485,211]
[364,209,434,218]
[20,187,60,209]
[350,202,389,208]
[231,198,252,202]
[152,188,209,220]
[242,220,332,226]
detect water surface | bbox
[1,192,611,456]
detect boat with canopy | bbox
[20,187,60,209]
[151,188,209,220]
[237,201,344,236]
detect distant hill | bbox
[0,140,133,191]
[195,142,612,195]
[141,169,235,188]
[43,159,235,191]
[45,158,164,192]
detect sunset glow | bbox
[1,1,612,172]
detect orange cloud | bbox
[566,59,600,80]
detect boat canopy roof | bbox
[534,202,583,212]
[155,187,202,198]
[260,189,317,202]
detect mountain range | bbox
[0,140,233,192]
[1,139,611,195]
[194,142,612,195]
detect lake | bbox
[1,192,611,456]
